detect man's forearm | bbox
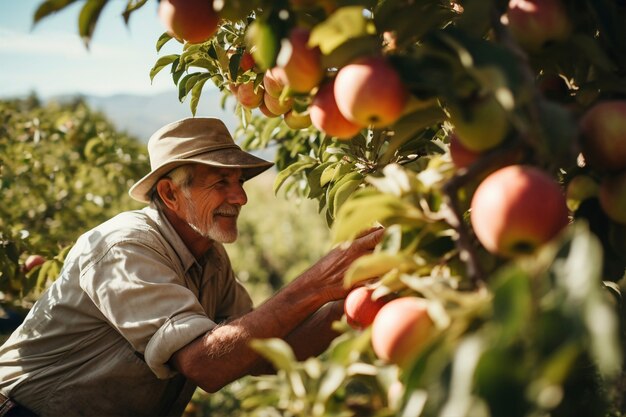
[247,300,345,376]
[171,279,325,393]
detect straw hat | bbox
[129,117,273,203]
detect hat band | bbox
[151,143,241,169]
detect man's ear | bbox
[156,178,179,211]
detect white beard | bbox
[183,192,240,243]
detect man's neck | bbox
[161,206,213,259]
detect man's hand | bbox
[171,227,384,394]
[298,227,385,303]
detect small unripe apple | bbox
[237,82,263,109]
[24,254,46,272]
[599,172,626,224]
[371,297,434,367]
[565,174,599,211]
[334,56,408,128]
[158,0,219,44]
[310,80,363,139]
[447,94,510,152]
[579,100,626,172]
[506,0,572,51]
[263,68,286,98]
[278,28,323,94]
[470,165,569,257]
[264,92,293,116]
[449,132,481,169]
[283,110,312,130]
[344,287,389,330]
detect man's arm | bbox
[170,228,383,393]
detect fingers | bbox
[354,226,385,250]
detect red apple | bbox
[449,132,481,169]
[310,80,363,139]
[334,56,408,128]
[264,92,293,116]
[158,0,219,44]
[24,254,46,273]
[263,68,287,98]
[506,0,572,51]
[470,165,569,257]
[371,297,434,367]
[237,82,263,109]
[344,287,389,330]
[599,172,626,224]
[447,94,510,152]
[259,101,280,118]
[277,28,324,94]
[579,100,626,172]
[283,110,312,129]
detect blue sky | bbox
[0,0,184,97]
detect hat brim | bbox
[129,148,274,204]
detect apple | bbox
[259,101,280,118]
[239,51,256,72]
[263,68,287,98]
[470,165,569,257]
[236,82,263,109]
[599,172,626,224]
[447,94,510,152]
[277,28,324,94]
[449,132,481,169]
[310,80,363,139]
[344,287,389,330]
[579,100,626,172]
[227,49,256,73]
[158,0,219,44]
[506,0,572,51]
[334,56,408,128]
[565,174,599,211]
[24,254,46,273]
[371,297,434,367]
[283,110,312,130]
[264,92,293,116]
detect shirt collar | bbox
[144,205,198,274]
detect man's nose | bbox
[229,182,248,206]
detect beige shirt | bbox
[0,206,253,416]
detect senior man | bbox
[0,118,382,416]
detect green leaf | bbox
[249,338,296,372]
[122,0,148,24]
[246,20,278,71]
[490,266,533,346]
[78,0,108,47]
[149,54,179,82]
[156,32,174,53]
[344,252,417,286]
[315,364,346,407]
[309,6,376,55]
[33,0,80,25]
[190,74,211,116]
[273,156,317,193]
[333,191,426,243]
[332,176,362,218]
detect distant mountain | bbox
[83,88,240,142]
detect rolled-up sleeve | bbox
[79,241,215,378]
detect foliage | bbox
[28,0,626,416]
[0,95,149,303]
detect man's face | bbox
[180,165,247,243]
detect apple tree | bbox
[31,0,626,415]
